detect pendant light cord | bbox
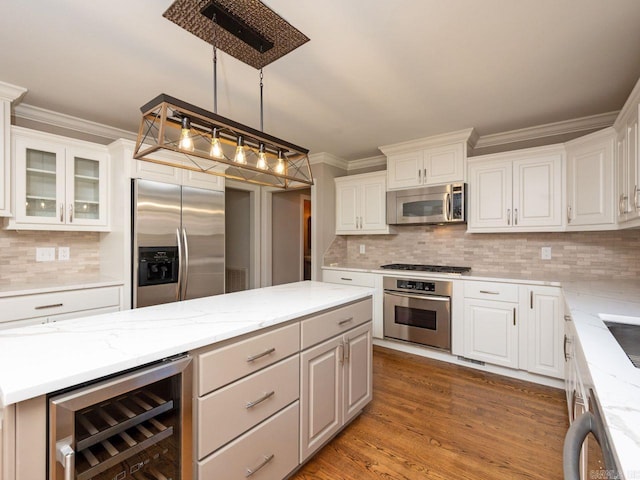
[212,13,218,114]
[259,68,264,131]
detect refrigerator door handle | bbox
[176,228,183,302]
[182,228,189,300]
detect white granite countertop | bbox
[559,281,640,480]
[0,281,372,407]
[0,275,123,298]
[322,265,563,286]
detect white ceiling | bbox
[2,0,640,160]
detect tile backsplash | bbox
[0,230,100,286]
[324,225,640,279]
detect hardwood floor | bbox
[292,345,568,480]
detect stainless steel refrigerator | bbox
[132,179,224,308]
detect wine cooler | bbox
[49,355,192,480]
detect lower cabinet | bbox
[300,321,372,461]
[462,281,564,378]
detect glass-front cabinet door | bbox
[11,128,109,230]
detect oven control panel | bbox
[396,279,436,292]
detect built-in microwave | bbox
[386,183,467,225]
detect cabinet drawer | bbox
[464,281,519,303]
[322,269,376,287]
[0,286,121,323]
[197,355,299,459]
[301,298,372,350]
[198,401,299,480]
[196,323,300,396]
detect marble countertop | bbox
[322,264,563,286]
[0,281,372,407]
[0,275,124,298]
[557,281,640,480]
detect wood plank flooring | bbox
[292,345,568,480]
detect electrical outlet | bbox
[36,247,56,262]
[59,247,70,261]
[359,244,366,254]
[541,247,552,260]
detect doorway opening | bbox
[225,187,251,292]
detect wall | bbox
[324,225,640,279]
[0,230,100,286]
[272,188,310,285]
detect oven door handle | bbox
[384,291,450,302]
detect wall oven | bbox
[383,276,452,351]
[49,355,192,480]
[386,183,466,225]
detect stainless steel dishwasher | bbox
[48,355,192,480]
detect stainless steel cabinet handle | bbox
[635,185,639,211]
[479,290,500,295]
[35,303,63,310]
[507,208,511,225]
[176,228,182,302]
[564,314,572,322]
[418,169,421,182]
[245,390,275,409]
[514,208,518,225]
[423,168,427,182]
[182,228,189,299]
[246,347,276,363]
[60,203,64,222]
[338,317,354,326]
[344,337,350,361]
[68,203,73,223]
[564,334,571,360]
[340,277,353,281]
[246,453,275,477]
[339,342,345,364]
[56,440,75,480]
[513,308,516,326]
[530,291,533,309]
[567,206,572,224]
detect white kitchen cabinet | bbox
[467,145,564,232]
[615,104,639,223]
[524,286,564,379]
[7,127,109,231]
[0,285,123,330]
[565,128,615,228]
[322,269,383,339]
[300,320,372,461]
[335,171,391,234]
[381,129,475,190]
[0,82,27,218]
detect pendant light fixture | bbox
[133,0,313,189]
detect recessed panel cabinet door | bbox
[387,150,423,189]
[300,335,343,462]
[468,160,512,229]
[513,154,563,227]
[361,181,386,231]
[335,181,359,232]
[343,322,372,424]
[527,287,563,379]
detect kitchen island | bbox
[0,281,374,479]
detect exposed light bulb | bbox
[234,136,246,164]
[179,117,194,151]
[275,150,285,174]
[256,143,268,170]
[210,128,223,158]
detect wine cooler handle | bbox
[56,439,75,480]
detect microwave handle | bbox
[445,192,452,221]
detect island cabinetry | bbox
[300,298,373,461]
[0,285,122,330]
[194,322,301,478]
[565,128,615,228]
[467,145,564,232]
[335,171,391,234]
[8,127,110,231]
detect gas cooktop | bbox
[380,264,472,275]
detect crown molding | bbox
[614,76,640,129]
[475,111,618,149]
[379,128,476,156]
[347,154,386,171]
[309,152,348,170]
[13,103,138,142]
[0,81,27,103]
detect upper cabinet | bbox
[6,127,110,231]
[380,129,476,190]
[0,81,27,217]
[614,81,640,225]
[467,145,564,232]
[565,128,615,229]
[335,171,392,235]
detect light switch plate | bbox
[36,247,56,262]
[59,247,70,261]
[541,247,552,260]
[359,244,366,254]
